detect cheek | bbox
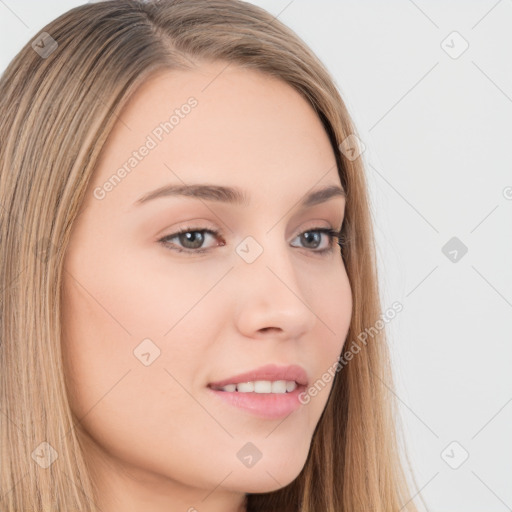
[60,272,219,485]
[60,254,216,417]
[59,248,232,471]
[312,260,352,343]
[303,265,352,409]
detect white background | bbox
[1,1,511,511]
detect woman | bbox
[0,0,422,510]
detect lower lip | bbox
[206,385,305,419]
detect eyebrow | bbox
[134,183,346,209]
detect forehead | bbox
[90,62,340,209]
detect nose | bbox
[232,241,317,340]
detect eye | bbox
[290,227,343,254]
[158,226,343,255]
[158,226,223,254]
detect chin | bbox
[226,458,306,494]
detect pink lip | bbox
[206,363,309,420]
[207,363,309,388]
[207,384,305,419]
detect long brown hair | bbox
[0,1,423,510]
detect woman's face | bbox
[62,61,352,508]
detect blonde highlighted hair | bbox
[0,1,423,510]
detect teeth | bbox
[286,380,296,392]
[237,382,254,392]
[271,380,286,393]
[214,380,297,393]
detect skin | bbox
[61,60,352,512]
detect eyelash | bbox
[158,226,344,256]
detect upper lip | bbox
[208,363,309,388]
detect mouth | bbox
[207,363,309,390]
[206,363,309,419]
